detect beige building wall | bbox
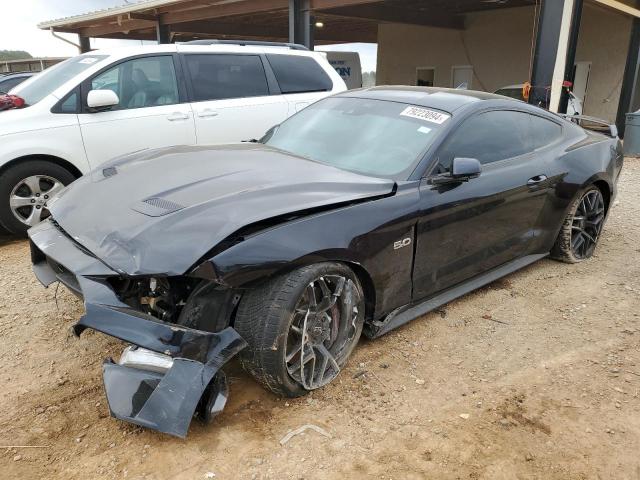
[575,4,632,122]
[376,7,535,92]
[376,2,632,123]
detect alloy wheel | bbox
[571,189,605,259]
[9,175,64,227]
[285,275,360,390]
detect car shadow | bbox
[0,232,22,247]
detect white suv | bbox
[0,41,345,234]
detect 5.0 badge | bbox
[394,238,412,250]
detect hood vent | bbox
[131,197,186,217]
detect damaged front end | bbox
[28,219,247,438]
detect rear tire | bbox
[551,185,606,263]
[234,262,365,397]
[0,160,76,236]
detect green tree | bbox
[0,50,33,61]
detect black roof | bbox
[339,86,517,114]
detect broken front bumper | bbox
[28,219,247,438]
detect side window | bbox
[59,92,78,113]
[266,54,333,94]
[185,54,269,101]
[90,56,179,110]
[434,110,531,173]
[529,115,562,150]
[92,67,118,93]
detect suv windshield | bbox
[12,55,107,106]
[265,97,449,180]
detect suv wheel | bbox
[0,161,76,236]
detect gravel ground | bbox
[0,160,639,480]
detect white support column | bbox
[549,0,575,112]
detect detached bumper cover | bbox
[28,219,247,438]
[101,327,244,437]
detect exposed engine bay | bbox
[109,276,242,332]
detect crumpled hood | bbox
[48,143,394,276]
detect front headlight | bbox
[118,345,174,374]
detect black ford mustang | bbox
[29,87,623,437]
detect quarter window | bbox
[90,56,179,110]
[185,54,269,101]
[434,110,531,173]
[266,54,333,94]
[529,115,562,149]
[59,92,78,113]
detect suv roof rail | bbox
[180,39,309,51]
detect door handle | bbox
[198,109,219,118]
[527,175,548,186]
[167,112,189,121]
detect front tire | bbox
[234,262,365,397]
[0,160,76,236]
[551,185,606,263]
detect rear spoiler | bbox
[558,114,618,138]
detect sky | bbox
[1,0,378,71]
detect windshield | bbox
[265,97,449,180]
[12,55,108,105]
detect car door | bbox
[525,112,568,248]
[78,55,195,167]
[264,53,335,115]
[183,54,288,144]
[412,109,551,300]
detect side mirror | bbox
[429,157,482,185]
[451,157,481,179]
[87,89,119,112]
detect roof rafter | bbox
[321,3,464,29]
[80,19,160,37]
[162,0,288,24]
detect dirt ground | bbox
[1,161,639,480]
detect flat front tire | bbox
[0,161,75,235]
[234,262,365,397]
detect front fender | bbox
[193,187,421,320]
[0,125,90,174]
[210,242,368,289]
